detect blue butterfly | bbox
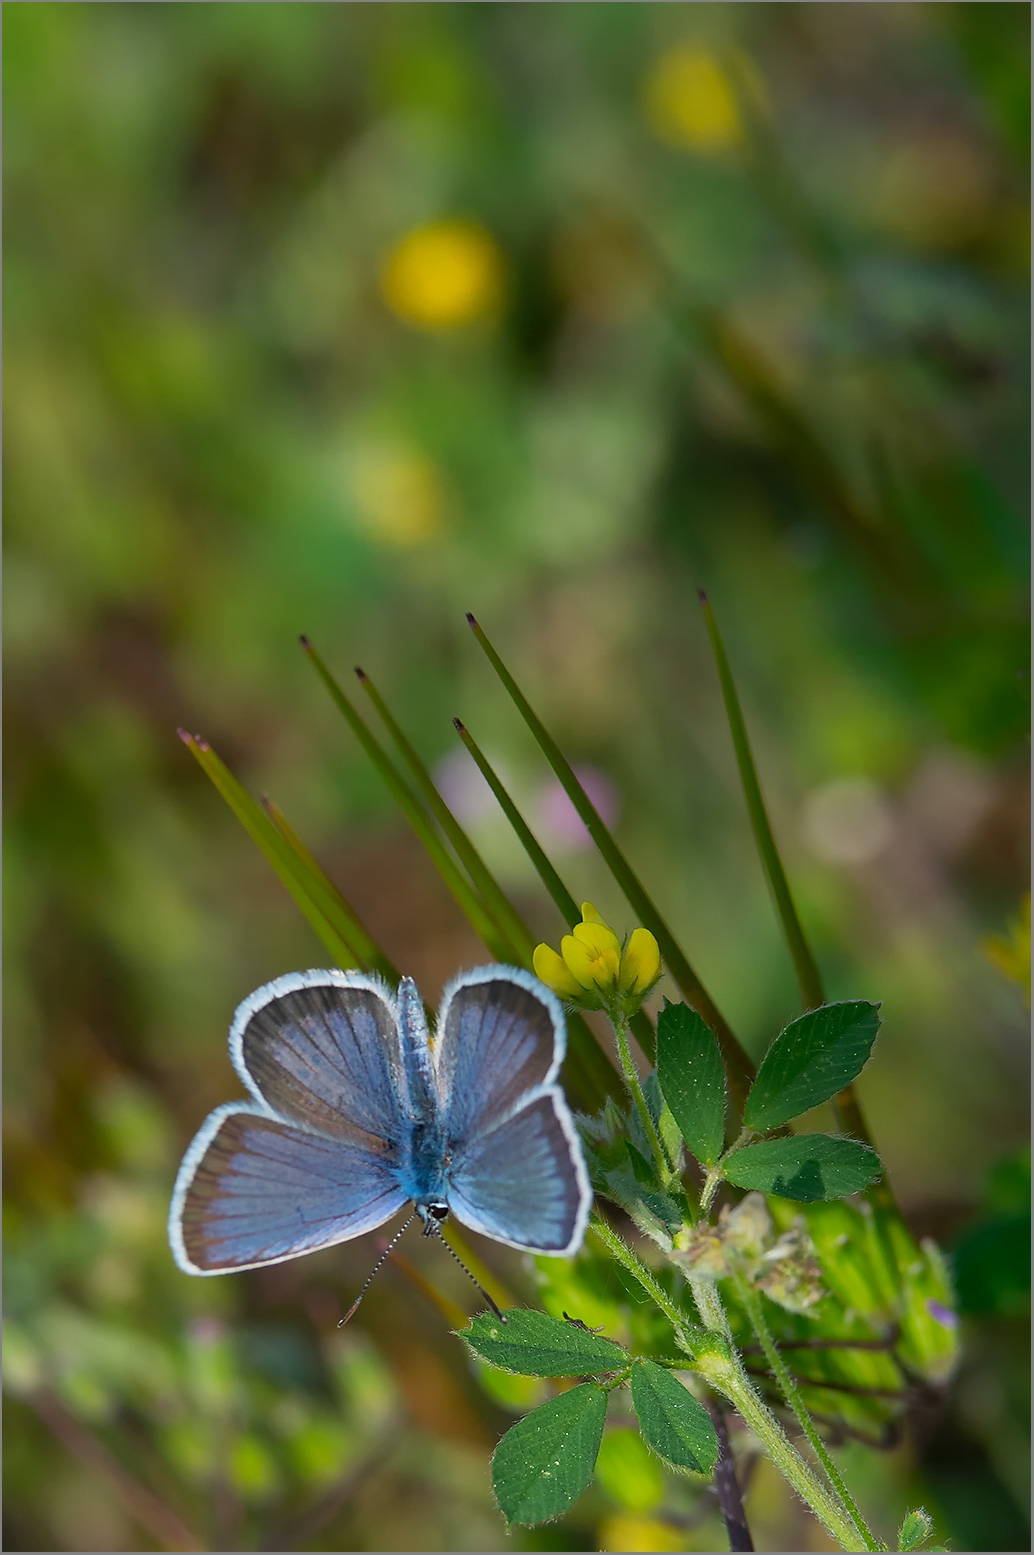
[168,966,592,1281]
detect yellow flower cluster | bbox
[533,903,661,1017]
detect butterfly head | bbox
[417,1199,450,1236]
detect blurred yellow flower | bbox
[380,220,503,330]
[643,46,742,153]
[598,1512,684,1553]
[351,442,448,548]
[983,893,1031,1003]
[533,903,661,1015]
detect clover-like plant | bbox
[179,599,957,1551]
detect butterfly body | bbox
[169,965,592,1277]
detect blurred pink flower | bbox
[536,766,620,852]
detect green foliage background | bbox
[4,4,1029,1551]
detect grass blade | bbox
[453,718,581,923]
[301,639,516,962]
[259,794,392,975]
[466,615,752,1105]
[699,592,824,1011]
[453,718,656,1065]
[179,731,398,980]
[303,647,621,1110]
[356,669,535,960]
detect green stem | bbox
[610,1009,668,1182]
[589,1215,703,1353]
[702,1353,870,1551]
[689,1276,732,1338]
[591,1215,869,1549]
[732,1269,880,1552]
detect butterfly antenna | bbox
[427,1221,507,1323]
[338,1215,415,1327]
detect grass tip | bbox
[196,737,211,752]
[299,634,312,650]
[453,717,467,734]
[354,666,367,681]
[176,727,193,745]
[465,612,479,628]
[698,589,709,605]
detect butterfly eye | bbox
[428,1202,449,1221]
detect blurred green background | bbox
[3,4,1029,1551]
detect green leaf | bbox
[657,1001,726,1166]
[897,1507,935,1550]
[743,1001,881,1132]
[491,1382,607,1526]
[630,1360,719,1475]
[461,1309,629,1377]
[724,1135,883,1202]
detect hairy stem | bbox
[593,1215,875,1549]
[732,1269,880,1552]
[609,1009,669,1181]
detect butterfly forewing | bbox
[233,971,405,1145]
[170,1105,407,1274]
[434,968,564,1142]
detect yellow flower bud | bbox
[619,927,662,998]
[534,907,662,1016]
[532,943,584,1002]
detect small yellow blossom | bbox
[533,903,662,1016]
[380,220,503,330]
[983,893,1030,1003]
[643,46,743,154]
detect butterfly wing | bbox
[169,1104,407,1274]
[230,970,406,1144]
[434,967,591,1256]
[170,972,411,1275]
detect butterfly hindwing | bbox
[447,1089,592,1255]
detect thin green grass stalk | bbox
[466,616,749,1100]
[259,796,380,972]
[301,640,515,961]
[454,719,657,1064]
[303,647,621,1111]
[697,598,903,1243]
[699,593,824,1012]
[732,1269,880,1552]
[356,669,536,960]
[453,718,580,922]
[179,731,399,981]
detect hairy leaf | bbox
[744,1001,881,1132]
[491,1382,607,1526]
[631,1360,719,1474]
[724,1135,882,1202]
[657,1001,726,1166]
[462,1309,628,1377]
